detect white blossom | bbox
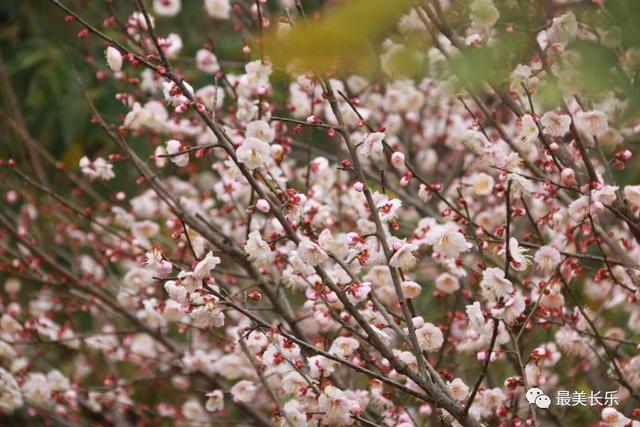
[297,238,328,267]
[205,390,224,412]
[204,0,230,19]
[236,137,271,170]
[105,46,123,72]
[154,0,181,16]
[575,110,608,136]
[0,368,22,414]
[231,380,257,403]
[79,156,115,181]
[425,222,472,258]
[533,245,562,274]
[244,231,273,267]
[541,111,571,137]
[357,132,385,158]
[518,114,539,145]
[479,267,513,302]
[416,322,444,352]
[196,49,220,74]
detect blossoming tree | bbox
[1,0,640,426]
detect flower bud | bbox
[391,152,405,169]
[412,316,424,328]
[561,168,575,186]
[256,199,270,213]
[105,46,123,72]
[401,280,422,299]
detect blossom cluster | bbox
[1,1,640,426]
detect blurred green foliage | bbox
[4,0,640,170]
[0,0,245,171]
[0,1,120,167]
[264,0,417,76]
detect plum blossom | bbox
[435,273,461,294]
[601,407,635,427]
[0,368,22,414]
[533,245,562,274]
[329,336,359,358]
[236,137,271,170]
[21,373,52,409]
[518,114,539,145]
[425,222,472,258]
[105,46,122,72]
[246,120,276,143]
[162,80,194,105]
[501,238,531,271]
[144,247,173,277]
[244,231,272,267]
[79,156,115,181]
[8,3,640,426]
[479,268,513,302]
[541,111,571,137]
[472,173,495,196]
[357,132,385,158]
[165,139,189,167]
[230,380,256,403]
[318,386,353,426]
[593,185,618,205]
[448,378,470,401]
[195,49,220,74]
[204,0,230,19]
[415,322,444,352]
[154,0,181,16]
[575,110,608,136]
[205,390,224,412]
[624,185,640,209]
[297,238,328,267]
[346,281,371,304]
[401,280,422,299]
[193,251,221,279]
[389,241,419,270]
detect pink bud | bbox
[549,142,559,151]
[561,168,575,186]
[400,171,413,187]
[616,149,632,160]
[412,316,424,328]
[391,152,405,168]
[6,191,18,204]
[419,404,433,416]
[393,241,402,251]
[256,199,270,213]
[353,181,364,192]
[350,403,362,414]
